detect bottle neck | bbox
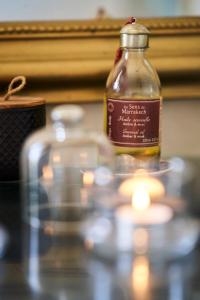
[121,48,146,60]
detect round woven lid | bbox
[0,76,45,109]
[0,96,45,109]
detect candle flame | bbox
[132,188,150,211]
[52,154,61,163]
[133,228,149,254]
[119,175,165,202]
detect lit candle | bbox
[118,171,165,202]
[116,187,173,226]
[116,180,173,251]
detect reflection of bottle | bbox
[104,19,161,160]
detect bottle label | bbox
[106,98,160,147]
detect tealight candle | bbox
[117,187,173,225]
[116,184,173,251]
[117,189,173,226]
[118,170,165,202]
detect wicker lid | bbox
[0,96,45,109]
[0,76,45,109]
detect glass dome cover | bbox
[21,105,114,228]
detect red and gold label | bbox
[106,98,160,147]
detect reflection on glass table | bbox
[21,156,200,300]
[0,156,200,299]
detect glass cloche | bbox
[21,105,114,229]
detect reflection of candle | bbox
[52,153,61,163]
[42,165,54,182]
[132,256,150,300]
[81,171,95,206]
[83,171,94,187]
[133,228,149,254]
[41,165,54,194]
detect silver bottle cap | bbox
[120,21,150,49]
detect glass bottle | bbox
[104,20,161,160]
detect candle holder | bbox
[82,157,200,261]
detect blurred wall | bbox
[0,0,199,21]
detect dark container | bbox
[0,96,46,181]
